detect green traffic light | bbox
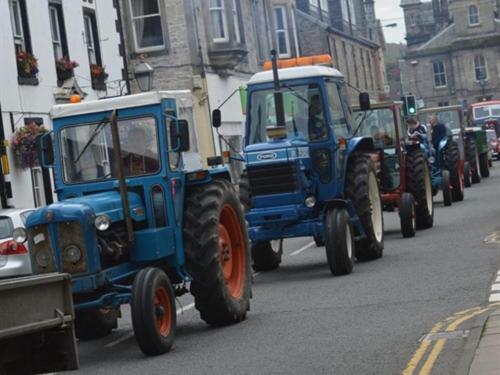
[409,108,416,114]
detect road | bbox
[71,167,500,375]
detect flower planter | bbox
[57,69,74,86]
[18,76,39,86]
[92,78,107,91]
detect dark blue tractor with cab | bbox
[214,53,384,276]
[18,92,251,356]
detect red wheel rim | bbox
[154,286,171,337]
[218,204,245,299]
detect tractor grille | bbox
[28,224,57,274]
[247,163,297,196]
[57,221,87,274]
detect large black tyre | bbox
[442,170,452,207]
[131,268,176,356]
[406,150,434,230]
[444,141,464,202]
[466,140,481,183]
[184,179,251,326]
[239,171,251,212]
[251,239,283,271]
[399,193,416,238]
[464,161,471,188]
[314,235,325,247]
[75,308,119,340]
[345,154,384,261]
[325,208,354,276]
[479,153,490,178]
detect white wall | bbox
[0,0,125,209]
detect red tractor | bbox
[353,102,434,238]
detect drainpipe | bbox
[115,0,131,95]
[0,106,8,208]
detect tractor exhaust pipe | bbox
[270,49,286,129]
[110,110,134,245]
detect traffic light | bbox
[402,95,417,117]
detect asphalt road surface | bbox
[70,166,500,375]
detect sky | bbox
[375,0,407,44]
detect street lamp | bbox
[134,61,154,92]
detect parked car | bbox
[486,129,497,165]
[0,209,34,278]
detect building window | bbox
[432,61,447,88]
[352,46,359,88]
[49,3,68,61]
[469,5,480,25]
[409,14,416,27]
[210,0,229,43]
[31,167,45,208]
[438,101,449,107]
[232,0,242,44]
[309,0,328,20]
[128,0,165,52]
[83,11,101,66]
[9,0,31,53]
[274,6,291,58]
[474,55,488,81]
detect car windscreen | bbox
[0,216,14,239]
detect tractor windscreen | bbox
[419,110,460,131]
[353,108,397,149]
[60,116,160,183]
[473,104,500,121]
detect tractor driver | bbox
[308,94,328,141]
[429,115,448,151]
[123,126,160,176]
[407,117,428,141]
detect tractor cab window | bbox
[61,116,160,183]
[326,82,352,138]
[247,84,328,145]
[419,111,460,132]
[354,108,396,149]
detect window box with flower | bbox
[17,51,39,86]
[91,64,108,91]
[11,122,47,170]
[56,57,78,86]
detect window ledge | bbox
[468,23,481,28]
[208,46,248,70]
[434,86,448,90]
[18,76,39,86]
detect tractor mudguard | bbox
[186,167,232,186]
[346,137,375,157]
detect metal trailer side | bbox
[0,273,78,374]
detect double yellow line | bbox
[402,302,500,375]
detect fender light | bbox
[0,240,27,255]
[187,170,209,182]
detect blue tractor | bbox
[16,92,251,356]
[214,53,384,275]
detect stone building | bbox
[400,0,500,108]
[118,0,300,175]
[295,0,389,103]
[0,0,126,209]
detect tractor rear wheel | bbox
[345,154,384,261]
[467,140,481,183]
[75,308,119,340]
[399,193,416,238]
[444,141,464,202]
[131,268,176,356]
[406,150,434,230]
[251,239,283,271]
[479,153,490,178]
[325,208,354,276]
[464,161,471,188]
[184,179,251,326]
[442,170,452,207]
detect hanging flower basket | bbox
[17,51,39,78]
[56,57,78,83]
[90,64,108,91]
[11,122,47,169]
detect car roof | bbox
[247,65,344,85]
[0,208,33,217]
[50,90,192,119]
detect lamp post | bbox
[134,61,154,92]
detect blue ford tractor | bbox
[16,92,251,356]
[214,53,384,276]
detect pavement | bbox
[67,165,500,375]
[468,310,500,375]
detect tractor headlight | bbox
[95,215,111,231]
[305,196,317,208]
[64,245,82,264]
[35,249,52,268]
[12,227,27,244]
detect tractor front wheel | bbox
[314,235,325,247]
[184,179,251,326]
[251,239,283,271]
[75,308,119,340]
[479,153,490,178]
[345,154,384,261]
[131,268,176,356]
[406,150,434,230]
[467,140,481,183]
[464,161,471,188]
[444,141,463,202]
[325,208,354,275]
[442,170,452,207]
[399,193,416,238]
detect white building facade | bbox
[0,0,126,209]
